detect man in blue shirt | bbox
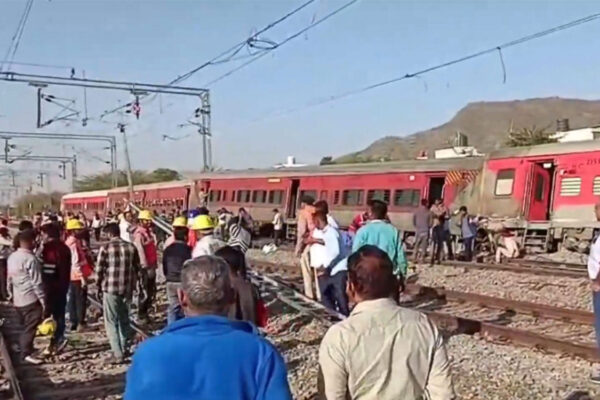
[124,256,292,400]
[458,206,477,262]
[352,200,407,278]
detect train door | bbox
[427,177,445,206]
[286,179,300,219]
[526,162,553,221]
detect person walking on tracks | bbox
[38,223,71,355]
[413,199,432,264]
[319,245,454,399]
[0,226,12,301]
[65,219,93,332]
[352,199,408,278]
[125,255,292,400]
[7,229,46,364]
[96,223,142,363]
[589,200,600,383]
[162,223,191,325]
[133,210,158,323]
[296,195,317,299]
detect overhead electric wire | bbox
[257,11,600,120]
[168,0,317,86]
[204,0,360,86]
[99,0,317,120]
[0,0,34,73]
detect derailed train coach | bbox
[62,139,600,252]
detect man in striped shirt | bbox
[95,223,142,363]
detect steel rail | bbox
[0,329,25,400]
[406,284,594,325]
[442,260,588,278]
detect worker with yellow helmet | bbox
[132,210,158,323]
[65,216,92,332]
[191,214,226,258]
[163,216,188,248]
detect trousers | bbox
[68,281,88,329]
[103,293,133,359]
[318,272,349,316]
[166,282,183,325]
[300,247,319,300]
[463,236,475,261]
[15,301,43,359]
[138,268,156,319]
[413,232,429,261]
[0,258,8,300]
[46,290,67,345]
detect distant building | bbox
[273,156,307,169]
[432,131,484,159]
[551,125,600,143]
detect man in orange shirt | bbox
[295,196,317,299]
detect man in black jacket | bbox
[163,226,192,325]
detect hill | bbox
[335,97,600,163]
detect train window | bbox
[560,177,581,196]
[252,190,267,203]
[299,190,317,202]
[367,189,390,204]
[320,190,328,201]
[268,190,284,204]
[236,190,251,203]
[393,189,420,207]
[231,191,236,202]
[342,190,364,206]
[534,174,545,201]
[209,190,221,202]
[222,191,227,202]
[333,191,340,205]
[494,169,515,196]
[593,177,600,195]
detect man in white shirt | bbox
[119,212,134,243]
[272,209,283,246]
[191,215,225,258]
[495,230,520,263]
[308,211,349,315]
[589,200,600,383]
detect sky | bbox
[0,0,599,195]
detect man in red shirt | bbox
[38,223,71,354]
[133,210,158,323]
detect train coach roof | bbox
[62,189,110,199]
[106,179,194,194]
[488,139,600,159]
[188,156,486,180]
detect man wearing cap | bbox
[191,215,226,258]
[133,210,158,323]
[65,218,92,332]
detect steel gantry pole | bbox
[0,131,117,187]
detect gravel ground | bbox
[414,264,593,311]
[251,248,600,399]
[265,298,600,400]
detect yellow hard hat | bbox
[192,215,215,231]
[138,210,153,221]
[65,219,84,230]
[172,216,188,228]
[37,317,57,336]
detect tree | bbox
[14,192,63,217]
[506,125,557,147]
[73,168,181,192]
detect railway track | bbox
[0,296,154,400]
[442,259,588,278]
[249,259,600,362]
